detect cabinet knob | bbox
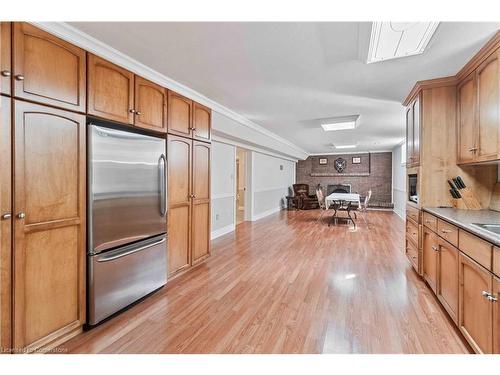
[481,290,491,298]
[15,74,24,81]
[488,295,498,302]
[468,147,477,152]
[1,213,11,220]
[135,111,141,116]
[129,109,136,114]
[431,245,439,252]
[441,229,451,234]
[1,70,11,77]
[17,212,25,219]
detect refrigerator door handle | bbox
[159,154,167,216]
[96,237,166,263]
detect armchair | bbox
[293,184,319,210]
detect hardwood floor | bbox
[61,210,470,354]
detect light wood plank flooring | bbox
[61,210,470,353]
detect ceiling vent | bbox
[367,22,439,64]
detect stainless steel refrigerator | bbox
[87,123,167,325]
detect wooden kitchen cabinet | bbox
[0,22,11,96]
[168,91,192,138]
[88,53,134,124]
[134,76,167,133]
[0,96,11,352]
[405,95,421,167]
[475,49,499,163]
[457,73,477,164]
[494,275,499,354]
[437,238,459,324]
[459,253,493,354]
[12,101,86,352]
[167,135,192,275]
[193,102,211,142]
[12,23,86,112]
[422,227,438,294]
[191,141,211,264]
[405,106,413,165]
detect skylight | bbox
[320,115,360,132]
[367,22,439,64]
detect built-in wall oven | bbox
[408,173,418,204]
[87,121,167,325]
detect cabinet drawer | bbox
[459,230,493,271]
[437,219,458,247]
[406,219,420,246]
[406,205,420,223]
[422,212,437,232]
[494,247,500,277]
[406,240,419,272]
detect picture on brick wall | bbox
[319,158,327,165]
[352,157,361,164]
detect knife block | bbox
[450,197,468,210]
[459,187,482,210]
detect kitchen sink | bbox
[472,223,500,236]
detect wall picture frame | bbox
[352,157,361,164]
[319,158,327,165]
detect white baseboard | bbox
[211,224,236,240]
[251,207,282,221]
[393,208,405,220]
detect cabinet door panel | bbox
[476,50,499,162]
[0,22,11,96]
[13,101,85,352]
[192,141,210,264]
[0,96,11,352]
[494,276,499,354]
[88,54,134,124]
[168,91,192,137]
[405,106,413,165]
[457,74,477,164]
[167,135,192,275]
[437,238,459,324]
[13,23,86,112]
[412,97,420,166]
[193,102,211,142]
[423,227,438,294]
[459,253,493,354]
[134,76,167,133]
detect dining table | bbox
[324,192,361,226]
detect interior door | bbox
[457,73,477,164]
[193,102,211,142]
[167,135,192,275]
[192,141,211,264]
[87,54,134,124]
[13,101,86,352]
[0,96,11,352]
[476,49,499,162]
[422,227,438,294]
[458,253,493,354]
[134,76,167,133]
[12,23,86,112]
[405,105,413,166]
[0,22,11,96]
[168,91,192,138]
[412,97,421,166]
[437,238,459,324]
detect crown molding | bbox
[30,22,308,158]
[308,150,392,156]
[402,76,457,106]
[456,30,500,81]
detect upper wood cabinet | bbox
[13,101,86,352]
[457,47,500,164]
[459,253,493,354]
[168,91,192,138]
[0,96,11,352]
[437,238,459,324]
[405,95,420,167]
[192,141,211,264]
[405,106,413,165]
[0,22,11,96]
[193,102,211,142]
[134,76,167,133]
[422,227,438,294]
[88,53,134,124]
[12,23,86,112]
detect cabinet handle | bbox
[431,245,439,252]
[482,290,491,298]
[15,74,24,81]
[17,212,25,219]
[129,109,136,114]
[135,111,142,116]
[1,213,11,220]
[488,295,498,302]
[441,229,451,234]
[468,147,478,152]
[1,70,11,77]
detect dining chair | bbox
[315,186,328,222]
[358,190,372,226]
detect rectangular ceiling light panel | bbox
[334,144,357,149]
[321,115,360,132]
[367,22,439,63]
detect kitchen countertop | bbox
[422,207,500,247]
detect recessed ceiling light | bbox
[367,22,439,64]
[334,144,357,149]
[321,115,360,132]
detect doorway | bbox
[235,148,247,225]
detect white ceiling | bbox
[70,22,500,154]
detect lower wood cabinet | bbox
[167,136,211,276]
[494,276,499,354]
[458,253,493,354]
[437,238,459,324]
[422,227,438,293]
[12,101,86,352]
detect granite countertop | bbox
[422,207,500,246]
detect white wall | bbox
[211,141,236,239]
[251,152,296,221]
[392,142,406,220]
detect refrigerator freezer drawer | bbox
[88,235,167,325]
